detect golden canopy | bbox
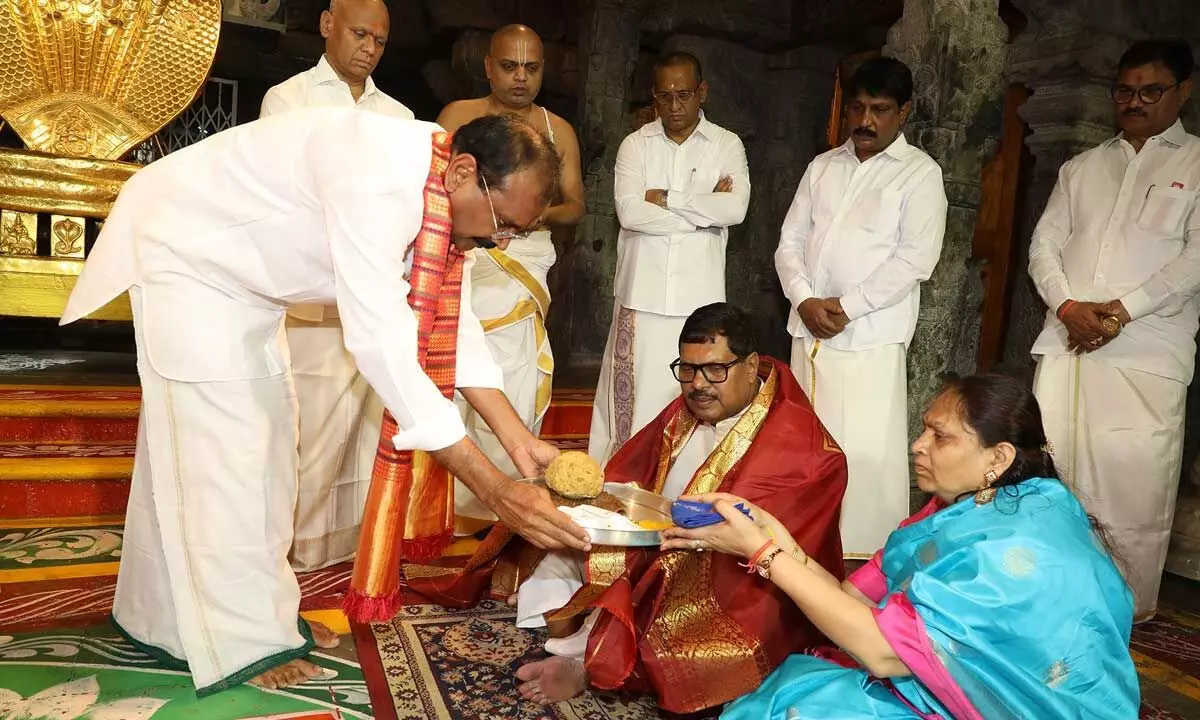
[0,0,222,321]
[0,0,223,160]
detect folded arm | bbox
[839,165,948,321]
[665,136,750,228]
[614,135,696,235]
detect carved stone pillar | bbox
[999,5,1129,375]
[883,0,1009,462]
[550,0,644,379]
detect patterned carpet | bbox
[356,600,659,720]
[3,382,1200,718]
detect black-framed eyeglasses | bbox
[652,88,699,106]
[1110,82,1181,105]
[670,357,741,384]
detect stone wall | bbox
[884,0,1009,446]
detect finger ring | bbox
[691,539,702,550]
[1088,337,1102,346]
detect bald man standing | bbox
[261,0,416,573]
[438,24,585,520]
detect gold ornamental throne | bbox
[0,0,221,320]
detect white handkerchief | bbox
[558,504,641,532]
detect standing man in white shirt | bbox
[588,52,750,463]
[259,0,416,572]
[437,25,586,519]
[1029,40,1198,622]
[775,57,947,559]
[59,111,590,695]
[260,0,412,118]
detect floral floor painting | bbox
[0,622,371,720]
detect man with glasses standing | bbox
[588,52,751,463]
[1029,40,1199,622]
[495,303,846,710]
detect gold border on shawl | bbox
[640,549,770,710]
[544,546,627,623]
[650,411,699,496]
[479,298,536,333]
[677,366,778,497]
[478,254,555,418]
[484,248,551,314]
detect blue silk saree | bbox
[722,477,1139,719]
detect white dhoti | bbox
[453,234,555,521]
[1033,353,1185,618]
[114,288,310,693]
[286,310,381,571]
[518,415,716,660]
[587,305,688,464]
[791,338,909,557]
[515,550,599,662]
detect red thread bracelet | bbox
[1057,300,1076,321]
[740,540,775,574]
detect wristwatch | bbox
[757,547,785,579]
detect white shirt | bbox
[62,109,502,453]
[612,114,750,316]
[1029,120,1200,383]
[261,55,414,322]
[775,134,947,350]
[260,55,414,120]
[661,401,751,500]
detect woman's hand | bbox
[660,492,772,559]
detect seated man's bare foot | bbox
[516,656,587,704]
[308,619,341,649]
[506,592,518,607]
[248,658,323,690]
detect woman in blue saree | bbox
[662,374,1139,719]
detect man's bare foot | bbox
[516,656,587,704]
[248,658,324,690]
[506,592,518,607]
[308,620,341,649]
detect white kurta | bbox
[775,133,946,557]
[259,56,418,572]
[1028,120,1200,617]
[588,115,750,463]
[519,407,747,661]
[60,109,502,692]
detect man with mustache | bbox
[259,0,416,573]
[59,111,590,694]
[589,52,751,464]
[775,57,947,560]
[436,24,586,522]
[1029,39,1199,622]
[417,303,845,710]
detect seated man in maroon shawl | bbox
[413,302,847,713]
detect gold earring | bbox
[975,469,998,506]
